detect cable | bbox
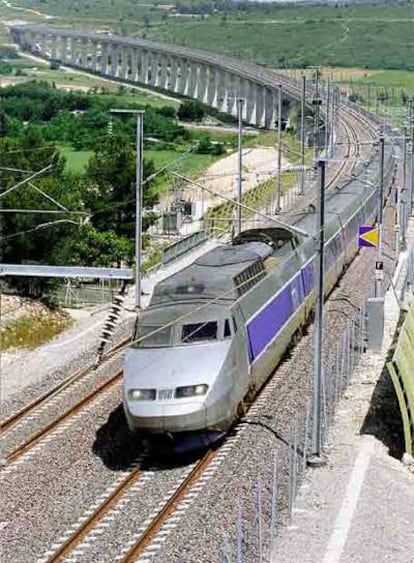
[2,218,79,240]
[88,146,197,219]
[0,144,60,155]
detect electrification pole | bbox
[401,126,408,248]
[375,132,385,298]
[135,112,144,309]
[237,97,244,234]
[276,84,283,213]
[300,75,306,195]
[324,78,331,156]
[409,98,414,218]
[110,108,145,309]
[330,84,337,157]
[313,68,322,170]
[309,159,327,466]
[378,132,385,227]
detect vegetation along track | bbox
[1,337,131,464]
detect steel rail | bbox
[36,449,214,562]
[5,370,122,464]
[1,336,130,433]
[119,450,216,563]
[47,465,143,563]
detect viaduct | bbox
[9,25,312,130]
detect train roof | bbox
[138,301,228,326]
[150,241,272,307]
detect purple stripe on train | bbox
[246,272,307,363]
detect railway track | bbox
[4,371,123,465]
[39,450,216,563]
[37,342,306,563]
[44,460,144,562]
[1,337,131,465]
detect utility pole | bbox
[312,68,322,169]
[309,159,327,466]
[110,109,145,309]
[135,112,144,309]
[401,125,408,248]
[329,83,338,157]
[378,132,385,228]
[237,97,244,234]
[409,98,414,218]
[324,78,331,156]
[276,84,283,213]
[375,132,385,298]
[300,75,306,195]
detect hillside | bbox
[2,1,414,70]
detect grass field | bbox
[343,70,414,91]
[61,146,92,173]
[0,52,181,107]
[145,148,221,193]
[61,145,221,185]
[147,11,414,71]
[4,2,414,72]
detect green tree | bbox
[85,134,158,239]
[1,174,83,264]
[177,100,205,122]
[60,224,133,267]
[196,134,224,155]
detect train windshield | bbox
[133,325,172,347]
[181,321,218,344]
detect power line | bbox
[3,219,79,240]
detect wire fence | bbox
[52,279,123,307]
[219,305,367,563]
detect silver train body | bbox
[123,146,395,436]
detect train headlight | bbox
[128,389,156,401]
[175,384,208,398]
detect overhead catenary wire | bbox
[172,171,309,238]
[2,218,80,240]
[0,164,53,199]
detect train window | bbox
[224,319,231,338]
[181,321,218,343]
[134,325,171,347]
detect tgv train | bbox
[123,148,395,439]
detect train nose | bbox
[125,400,209,433]
[123,341,231,433]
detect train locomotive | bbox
[123,145,395,440]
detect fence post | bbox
[288,423,294,520]
[254,477,263,563]
[236,504,243,563]
[302,405,310,474]
[269,452,278,559]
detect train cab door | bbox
[228,304,250,401]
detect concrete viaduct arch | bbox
[9,25,309,130]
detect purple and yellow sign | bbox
[358,225,379,248]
